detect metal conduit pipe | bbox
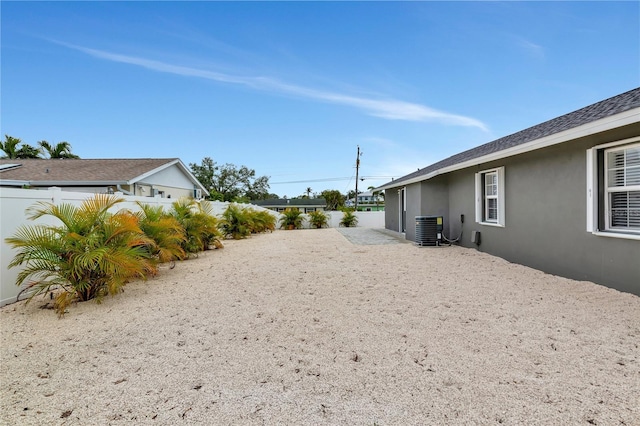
[116,184,133,195]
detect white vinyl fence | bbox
[0,187,384,306]
[323,210,385,229]
[0,187,242,307]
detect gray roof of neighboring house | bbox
[252,198,327,207]
[0,158,208,193]
[379,87,640,190]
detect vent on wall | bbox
[415,216,443,246]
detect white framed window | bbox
[586,137,640,239]
[475,167,505,226]
[605,143,640,231]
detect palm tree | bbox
[16,144,42,159]
[306,187,312,198]
[1,135,21,158]
[5,195,155,316]
[1,135,41,159]
[134,202,187,265]
[279,208,304,230]
[39,140,80,159]
[171,198,223,254]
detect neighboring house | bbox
[0,158,208,199]
[345,191,385,211]
[251,198,327,213]
[376,88,640,295]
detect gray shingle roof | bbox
[0,158,179,183]
[381,87,640,188]
[252,198,327,207]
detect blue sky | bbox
[2,1,638,198]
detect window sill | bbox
[478,222,505,228]
[591,231,640,241]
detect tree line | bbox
[188,157,361,209]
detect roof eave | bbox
[0,180,31,187]
[376,107,640,192]
[128,159,179,184]
[130,159,209,196]
[0,180,127,186]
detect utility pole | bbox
[354,145,361,211]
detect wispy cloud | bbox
[57,41,488,131]
[516,37,545,60]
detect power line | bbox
[270,177,352,185]
[270,175,396,185]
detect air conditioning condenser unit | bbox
[415,216,443,246]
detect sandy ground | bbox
[1,228,638,425]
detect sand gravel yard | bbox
[1,228,638,425]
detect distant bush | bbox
[279,208,304,230]
[307,210,329,228]
[219,203,252,239]
[171,198,223,253]
[220,205,277,238]
[249,209,276,234]
[339,208,358,227]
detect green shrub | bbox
[219,204,253,239]
[249,209,276,233]
[171,198,223,253]
[339,208,358,227]
[307,210,329,228]
[134,202,186,264]
[5,195,155,316]
[220,205,277,238]
[279,208,304,230]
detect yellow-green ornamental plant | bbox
[339,208,358,227]
[171,198,223,254]
[5,195,155,316]
[251,209,276,233]
[133,202,187,266]
[307,210,329,229]
[279,208,304,230]
[219,203,253,239]
[219,205,276,239]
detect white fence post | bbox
[50,186,63,205]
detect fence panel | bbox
[1,188,65,306]
[325,210,385,229]
[0,187,256,306]
[1,187,383,306]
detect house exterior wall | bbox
[420,175,450,231]
[155,185,192,199]
[384,189,400,232]
[386,179,449,241]
[404,184,422,242]
[133,183,192,199]
[139,165,195,189]
[385,123,640,295]
[138,165,199,198]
